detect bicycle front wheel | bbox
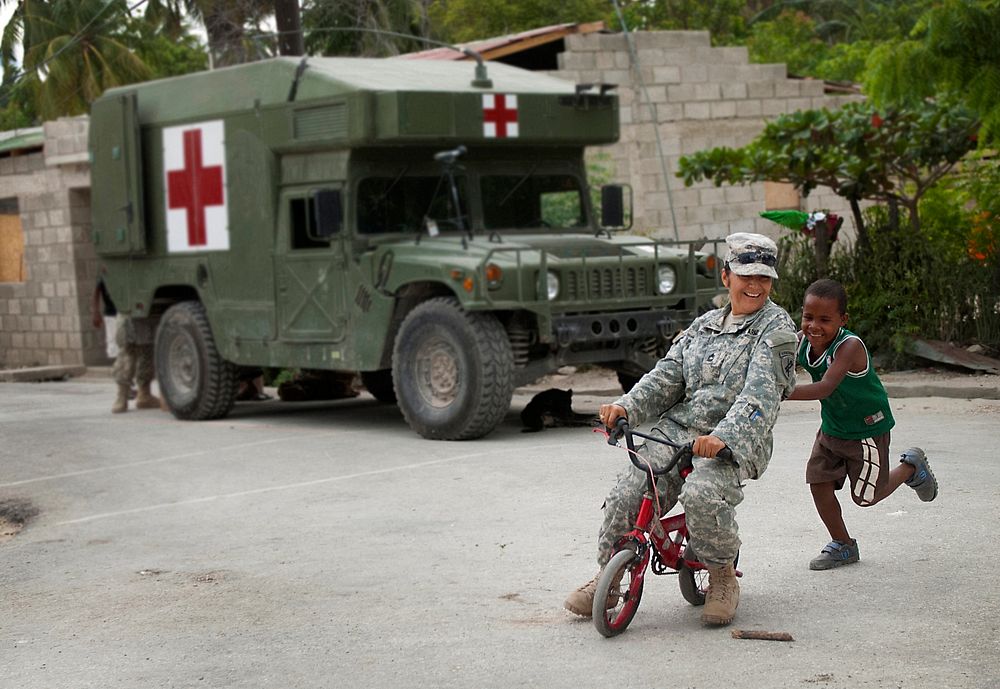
[593,548,645,637]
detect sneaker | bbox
[900,448,938,502]
[809,539,860,570]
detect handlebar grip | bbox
[717,446,734,462]
[607,418,628,445]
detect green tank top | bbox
[797,327,895,439]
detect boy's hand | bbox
[692,435,727,459]
[599,403,627,430]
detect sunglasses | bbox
[732,250,777,268]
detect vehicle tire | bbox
[392,297,513,440]
[617,371,640,393]
[678,544,739,607]
[593,548,645,638]
[360,369,396,404]
[155,301,238,420]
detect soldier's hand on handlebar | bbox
[599,403,627,431]
[692,435,728,459]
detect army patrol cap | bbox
[725,232,779,279]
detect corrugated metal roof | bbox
[0,127,44,156]
[401,22,605,61]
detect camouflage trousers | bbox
[597,439,747,568]
[112,317,155,388]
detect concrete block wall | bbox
[0,116,102,368]
[554,30,863,246]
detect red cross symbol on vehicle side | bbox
[167,128,224,247]
[482,94,519,138]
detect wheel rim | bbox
[414,336,460,408]
[165,328,200,405]
[601,561,642,630]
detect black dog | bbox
[520,388,598,432]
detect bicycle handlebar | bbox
[607,418,733,476]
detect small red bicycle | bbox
[593,419,741,637]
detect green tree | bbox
[143,0,272,67]
[750,0,932,43]
[302,0,434,56]
[428,0,608,45]
[128,17,208,79]
[614,0,750,43]
[677,100,978,272]
[864,0,1000,144]
[747,10,829,76]
[17,0,150,119]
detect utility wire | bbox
[610,0,680,240]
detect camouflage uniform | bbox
[112,316,155,389]
[597,298,797,568]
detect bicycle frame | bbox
[612,425,703,583]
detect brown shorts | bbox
[806,430,892,507]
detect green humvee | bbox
[90,56,724,440]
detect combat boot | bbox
[135,383,161,410]
[564,572,621,617]
[112,384,130,414]
[702,563,739,626]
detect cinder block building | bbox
[0,118,99,369]
[553,29,859,240]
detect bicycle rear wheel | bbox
[593,548,645,637]
[678,545,740,607]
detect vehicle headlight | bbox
[546,271,560,301]
[657,265,677,294]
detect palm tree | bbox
[18,0,150,119]
[143,0,272,67]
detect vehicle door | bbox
[274,186,348,342]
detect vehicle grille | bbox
[563,266,648,301]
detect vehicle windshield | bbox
[481,174,586,230]
[357,175,468,234]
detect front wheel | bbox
[392,297,513,440]
[593,548,645,638]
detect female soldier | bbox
[565,232,798,626]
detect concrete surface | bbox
[1,376,999,689]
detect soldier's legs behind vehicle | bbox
[112,320,137,387]
[597,441,683,567]
[679,456,744,567]
[134,344,155,388]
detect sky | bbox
[0,4,17,80]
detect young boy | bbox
[787,279,938,570]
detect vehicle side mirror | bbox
[312,189,342,238]
[600,184,632,230]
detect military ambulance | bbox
[90,56,723,440]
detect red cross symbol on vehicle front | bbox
[482,94,519,138]
[167,128,224,246]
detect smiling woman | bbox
[567,230,799,628]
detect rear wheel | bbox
[593,548,645,638]
[678,544,739,607]
[392,297,513,440]
[155,301,238,420]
